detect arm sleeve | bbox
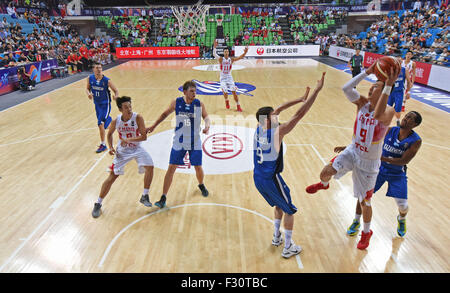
[342,71,368,102]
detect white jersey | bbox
[220,57,233,78]
[352,103,388,161]
[402,60,414,80]
[116,112,140,152]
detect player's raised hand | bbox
[314,72,326,91]
[386,65,400,87]
[365,62,376,75]
[244,46,248,53]
[299,86,311,102]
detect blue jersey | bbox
[89,74,111,104]
[173,97,202,150]
[380,126,421,175]
[392,66,406,93]
[253,126,283,179]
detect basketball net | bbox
[171,0,210,36]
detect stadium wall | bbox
[329,45,450,93]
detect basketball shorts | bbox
[253,173,297,215]
[387,90,404,113]
[111,146,154,175]
[331,145,380,203]
[95,102,112,128]
[374,169,408,199]
[220,75,237,93]
[169,148,202,166]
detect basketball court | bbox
[0,57,449,273]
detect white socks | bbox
[97,197,103,204]
[363,222,371,233]
[143,188,149,195]
[355,213,362,222]
[274,219,281,237]
[321,181,329,187]
[284,230,293,249]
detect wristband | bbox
[382,85,392,96]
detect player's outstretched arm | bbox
[272,87,310,116]
[381,139,422,165]
[108,80,119,100]
[107,118,116,155]
[278,72,326,139]
[146,99,176,133]
[342,62,375,108]
[374,66,399,125]
[213,40,222,62]
[232,46,248,62]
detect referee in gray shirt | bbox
[348,49,363,77]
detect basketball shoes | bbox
[347,219,360,236]
[92,203,102,218]
[139,194,152,207]
[397,216,406,237]
[272,232,283,247]
[305,182,329,194]
[96,144,107,153]
[282,241,302,258]
[357,230,373,250]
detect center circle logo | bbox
[256,48,264,55]
[178,79,256,96]
[202,133,243,160]
[141,125,287,175]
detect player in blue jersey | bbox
[335,111,422,238]
[86,62,119,153]
[254,72,325,259]
[146,80,211,208]
[387,58,412,127]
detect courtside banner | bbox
[413,61,432,85]
[362,51,384,68]
[235,45,320,57]
[329,45,365,62]
[116,47,200,58]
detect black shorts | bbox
[352,67,361,77]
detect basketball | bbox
[373,56,401,82]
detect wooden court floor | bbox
[0,58,448,273]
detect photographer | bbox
[17,67,36,91]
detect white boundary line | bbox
[98,202,304,270]
[0,152,108,272]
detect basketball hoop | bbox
[171,0,210,36]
